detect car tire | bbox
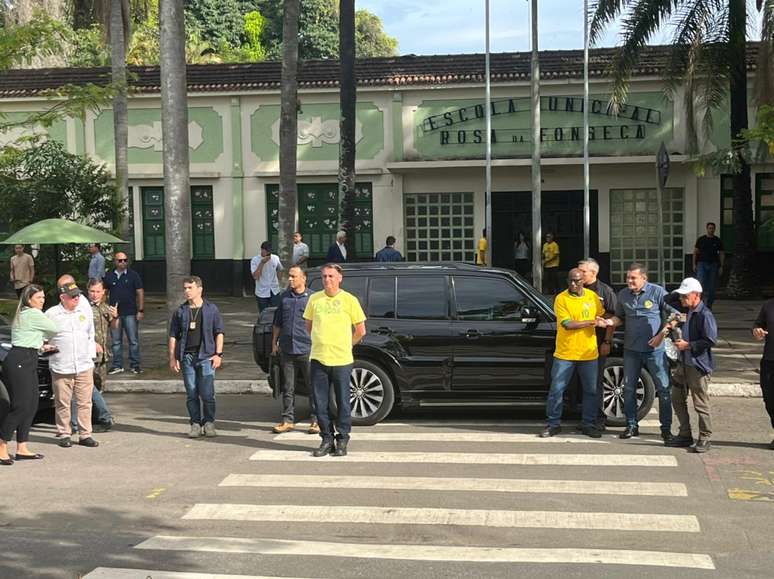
[327,360,395,426]
[601,357,656,427]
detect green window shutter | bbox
[265,184,280,250]
[757,173,774,252]
[141,187,165,260]
[191,185,215,259]
[720,175,735,253]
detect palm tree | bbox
[590,0,774,298]
[338,0,357,259]
[159,0,191,311]
[278,0,300,270]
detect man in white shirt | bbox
[46,280,99,448]
[251,241,283,313]
[292,232,310,267]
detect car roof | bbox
[309,262,511,275]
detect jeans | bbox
[623,349,672,430]
[546,358,598,428]
[696,262,719,308]
[70,386,112,428]
[311,360,353,441]
[280,352,317,424]
[182,353,216,425]
[111,314,141,370]
[256,293,280,314]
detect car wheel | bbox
[601,357,656,427]
[327,360,395,426]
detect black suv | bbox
[253,263,655,426]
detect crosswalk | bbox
[84,413,716,577]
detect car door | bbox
[450,274,554,396]
[368,275,452,392]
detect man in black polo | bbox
[103,252,144,374]
[693,222,724,309]
[271,265,318,434]
[753,297,774,449]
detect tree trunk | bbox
[726,0,756,298]
[278,0,300,271]
[110,0,130,256]
[159,0,191,312]
[338,0,357,259]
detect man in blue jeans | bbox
[606,262,678,444]
[693,222,724,309]
[541,268,606,439]
[168,276,225,438]
[104,252,144,374]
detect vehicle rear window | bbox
[368,277,396,318]
[453,276,527,321]
[397,276,448,320]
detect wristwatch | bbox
[215,352,223,357]
[603,339,612,345]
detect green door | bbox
[757,173,774,251]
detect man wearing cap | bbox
[658,278,717,453]
[46,280,99,448]
[251,241,283,314]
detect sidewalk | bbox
[103,296,766,397]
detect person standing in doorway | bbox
[514,231,530,278]
[375,236,403,262]
[752,297,774,449]
[693,222,724,309]
[325,231,348,263]
[9,245,34,298]
[251,241,283,314]
[475,229,488,266]
[104,252,144,375]
[304,264,366,457]
[292,232,310,268]
[88,243,106,281]
[542,233,560,294]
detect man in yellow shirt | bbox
[304,263,367,457]
[541,268,605,438]
[541,232,560,294]
[475,229,488,265]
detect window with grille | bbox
[191,186,215,258]
[609,188,684,285]
[720,175,735,252]
[404,192,476,262]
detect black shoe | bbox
[769,439,774,450]
[594,422,607,432]
[312,440,335,457]
[619,426,639,439]
[668,435,694,448]
[580,425,602,439]
[539,426,561,438]
[58,438,72,448]
[0,457,13,466]
[78,437,99,448]
[94,421,114,433]
[693,439,711,453]
[661,431,674,446]
[333,439,349,457]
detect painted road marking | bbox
[248,450,678,467]
[273,431,609,443]
[183,503,700,532]
[220,473,688,497]
[145,487,167,500]
[83,570,311,579]
[135,536,714,569]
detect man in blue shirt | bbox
[375,236,403,262]
[271,266,318,434]
[88,244,105,281]
[606,262,677,443]
[103,252,144,374]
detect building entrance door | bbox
[491,190,598,275]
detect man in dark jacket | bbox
[168,276,225,439]
[375,236,403,262]
[667,277,717,453]
[325,231,348,263]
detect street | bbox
[2,394,774,578]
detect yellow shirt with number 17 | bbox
[303,289,366,366]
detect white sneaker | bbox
[108,367,124,375]
[188,424,202,438]
[203,422,216,437]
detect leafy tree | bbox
[184,0,244,49]
[744,105,774,156]
[590,0,774,298]
[355,10,396,58]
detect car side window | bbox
[368,277,396,318]
[397,276,448,320]
[308,278,322,292]
[306,276,366,309]
[453,276,528,321]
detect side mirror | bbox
[520,306,538,324]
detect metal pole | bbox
[582,0,591,258]
[530,0,542,291]
[484,0,492,266]
[655,172,665,286]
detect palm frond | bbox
[588,0,629,46]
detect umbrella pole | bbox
[55,244,60,281]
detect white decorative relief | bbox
[128,121,204,151]
[271,116,363,148]
[0,125,48,148]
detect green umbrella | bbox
[0,218,125,245]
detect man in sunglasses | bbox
[104,252,145,375]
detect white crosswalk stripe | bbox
[273,431,610,443]
[134,536,715,570]
[220,473,688,496]
[83,570,312,579]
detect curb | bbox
[709,383,761,398]
[105,379,272,395]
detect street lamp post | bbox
[484,0,492,266]
[530,0,542,291]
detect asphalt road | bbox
[2,394,774,579]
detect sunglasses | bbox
[116,258,128,262]
[569,278,584,284]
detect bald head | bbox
[57,274,75,287]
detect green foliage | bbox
[0,12,70,70]
[355,10,397,58]
[185,0,245,49]
[243,10,266,61]
[67,24,111,67]
[743,105,774,156]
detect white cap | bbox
[674,277,703,294]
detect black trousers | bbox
[1,347,39,443]
[761,360,774,429]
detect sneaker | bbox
[78,437,99,447]
[188,424,202,438]
[539,425,561,438]
[619,426,640,439]
[203,422,217,437]
[693,439,711,453]
[272,422,295,434]
[108,367,124,375]
[307,422,321,435]
[130,367,142,375]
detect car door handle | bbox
[464,329,482,339]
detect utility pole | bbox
[582,0,591,258]
[530,0,542,291]
[484,0,492,266]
